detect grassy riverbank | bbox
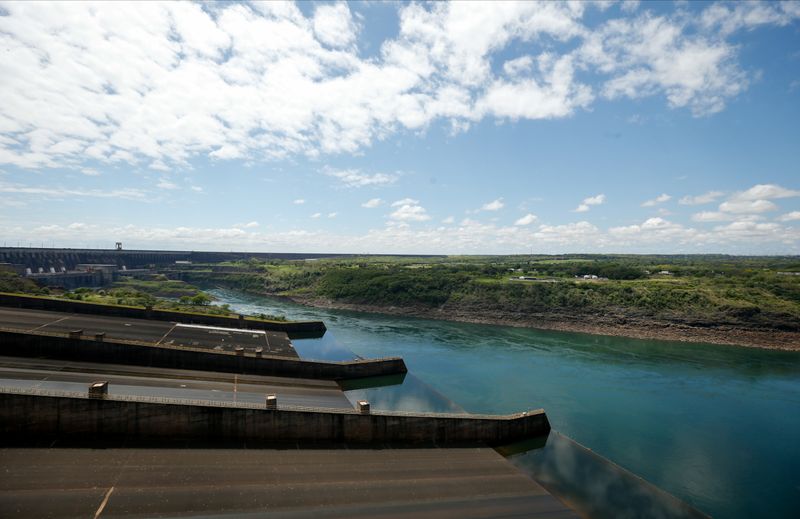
[178,254,800,350]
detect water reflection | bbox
[507,431,709,519]
[342,373,464,414]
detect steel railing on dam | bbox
[0,386,551,445]
[0,327,407,381]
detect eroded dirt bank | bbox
[285,295,800,351]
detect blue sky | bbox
[0,1,799,254]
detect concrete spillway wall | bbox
[0,293,326,338]
[0,389,550,445]
[0,329,406,381]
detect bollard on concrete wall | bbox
[68,330,83,339]
[88,381,108,399]
[357,400,370,414]
[255,347,263,357]
[235,346,245,356]
[94,332,105,342]
[266,394,277,410]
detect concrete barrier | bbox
[0,292,326,339]
[0,389,550,445]
[0,329,407,381]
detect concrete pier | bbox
[0,328,407,381]
[0,388,550,445]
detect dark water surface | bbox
[210,288,800,519]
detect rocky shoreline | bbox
[285,295,800,352]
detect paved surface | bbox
[0,447,579,518]
[0,307,298,358]
[0,356,352,409]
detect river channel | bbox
[209,288,800,519]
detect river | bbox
[209,288,800,519]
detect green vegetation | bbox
[180,254,800,331]
[0,270,49,295]
[0,273,287,321]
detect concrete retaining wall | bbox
[0,329,406,381]
[0,293,325,338]
[0,390,550,445]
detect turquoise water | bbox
[210,289,800,518]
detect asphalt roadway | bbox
[0,356,352,409]
[0,306,298,358]
[0,447,578,518]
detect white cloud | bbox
[679,191,724,205]
[293,199,305,205]
[574,193,606,212]
[389,199,430,222]
[310,212,321,219]
[442,216,455,224]
[692,211,734,223]
[778,211,800,222]
[514,213,538,226]
[243,221,259,228]
[361,198,382,208]
[481,198,505,211]
[732,183,800,201]
[391,198,419,207]
[0,2,793,171]
[718,199,778,214]
[324,168,398,188]
[313,2,358,48]
[641,193,671,207]
[5,214,799,255]
[700,2,800,36]
[0,181,146,200]
[585,10,750,116]
[157,179,178,190]
[503,56,534,76]
[609,217,695,243]
[327,212,337,218]
[190,185,203,192]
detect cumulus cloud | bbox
[778,211,800,222]
[514,213,538,226]
[389,199,430,222]
[442,216,455,224]
[574,193,606,212]
[718,199,778,214]
[312,2,359,48]
[310,212,321,219]
[243,221,259,229]
[391,198,419,207]
[327,212,337,218]
[0,1,795,171]
[641,193,671,207]
[293,199,305,205]
[361,198,382,208]
[591,24,745,116]
[481,198,505,211]
[6,214,799,254]
[679,191,724,205]
[324,168,398,188]
[732,183,800,201]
